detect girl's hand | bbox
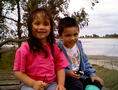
[56,84,66,90]
[91,76,104,85]
[33,81,48,90]
[68,70,80,79]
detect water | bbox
[80,38,118,57]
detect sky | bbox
[68,0,118,36]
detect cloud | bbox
[69,0,118,36]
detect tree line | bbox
[80,33,118,38]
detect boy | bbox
[56,17,104,90]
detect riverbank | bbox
[87,55,118,89]
[87,55,118,70]
[88,55,118,60]
[93,64,118,90]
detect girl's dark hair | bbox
[27,8,55,57]
[58,17,79,35]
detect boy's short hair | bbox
[58,17,79,35]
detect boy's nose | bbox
[71,38,74,40]
[71,37,75,40]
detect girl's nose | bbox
[38,25,45,29]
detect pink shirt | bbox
[13,42,69,84]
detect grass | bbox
[93,64,118,90]
[0,50,118,89]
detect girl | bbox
[13,8,69,90]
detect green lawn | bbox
[93,65,118,90]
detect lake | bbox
[80,38,118,57]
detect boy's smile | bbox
[61,26,79,48]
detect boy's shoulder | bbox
[56,39,62,45]
[78,40,81,43]
[77,40,83,48]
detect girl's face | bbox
[32,13,51,44]
[61,26,79,48]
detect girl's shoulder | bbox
[17,42,30,52]
[53,43,63,53]
[53,43,59,49]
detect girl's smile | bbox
[37,30,46,33]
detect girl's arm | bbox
[56,69,66,90]
[14,71,47,89]
[14,71,35,87]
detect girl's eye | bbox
[34,22,40,25]
[44,21,50,26]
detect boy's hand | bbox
[33,81,48,90]
[68,70,80,79]
[91,76,104,85]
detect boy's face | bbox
[61,26,79,48]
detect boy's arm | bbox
[79,41,104,85]
[83,51,96,77]
[82,52,96,77]
[78,40,96,77]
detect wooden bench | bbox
[0,72,20,90]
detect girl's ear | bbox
[59,35,63,39]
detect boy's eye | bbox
[74,33,78,36]
[65,34,71,37]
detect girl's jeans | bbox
[20,82,57,90]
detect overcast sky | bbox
[68,0,118,36]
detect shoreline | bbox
[87,55,118,70]
[87,55,118,60]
